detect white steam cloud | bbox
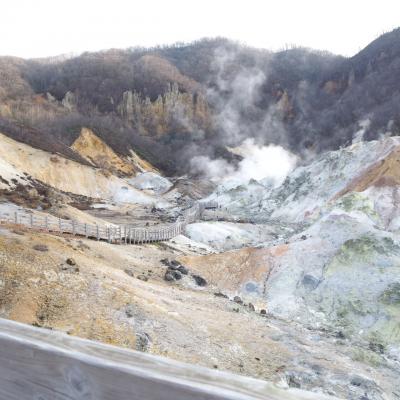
[190,46,297,187]
[191,138,297,188]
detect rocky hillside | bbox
[0,130,157,206]
[0,29,400,174]
[194,137,400,362]
[0,117,399,398]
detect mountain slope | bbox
[0,30,400,174]
[0,132,153,203]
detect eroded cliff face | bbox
[117,83,212,138]
[71,127,137,176]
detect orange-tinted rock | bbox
[179,245,289,294]
[333,146,400,200]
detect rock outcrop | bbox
[117,83,211,138]
[198,136,400,354]
[71,127,136,176]
[0,132,153,203]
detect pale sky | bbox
[1,0,399,58]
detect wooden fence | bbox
[0,201,218,245]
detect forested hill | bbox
[0,28,399,174]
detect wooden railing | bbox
[0,201,218,245]
[0,318,337,400]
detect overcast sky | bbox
[1,0,399,58]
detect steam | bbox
[190,155,234,181]
[191,138,297,187]
[207,48,267,144]
[190,45,296,187]
[230,139,297,185]
[352,118,371,144]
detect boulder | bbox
[124,268,135,277]
[164,269,182,282]
[192,274,207,287]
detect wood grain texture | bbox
[0,318,337,400]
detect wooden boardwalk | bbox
[0,201,218,244]
[0,318,336,400]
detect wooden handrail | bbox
[0,318,337,400]
[0,201,217,245]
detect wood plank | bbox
[0,319,335,400]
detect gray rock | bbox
[164,270,182,282]
[192,274,207,287]
[160,258,170,266]
[66,258,76,266]
[349,374,379,394]
[61,91,76,110]
[128,172,173,195]
[214,292,228,298]
[380,282,400,305]
[33,244,48,252]
[244,281,260,294]
[125,305,134,318]
[160,258,181,268]
[177,265,189,275]
[233,296,243,304]
[286,373,301,388]
[46,92,57,102]
[164,272,175,282]
[136,332,151,352]
[61,264,79,273]
[302,274,320,290]
[124,268,134,277]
